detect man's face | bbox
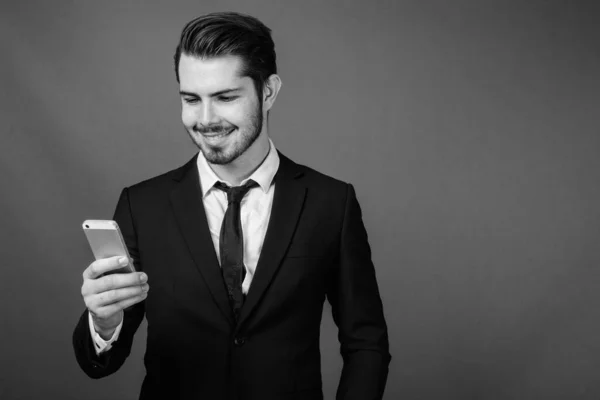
[178,54,263,165]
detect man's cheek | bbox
[221,104,246,125]
[181,110,196,128]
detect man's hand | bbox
[81,256,149,340]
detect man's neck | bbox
[208,131,271,186]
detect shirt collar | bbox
[196,138,280,198]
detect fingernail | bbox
[140,273,147,283]
[142,284,149,292]
[119,257,128,266]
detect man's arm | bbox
[327,183,391,400]
[88,311,123,354]
[72,187,146,378]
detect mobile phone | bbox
[82,219,135,274]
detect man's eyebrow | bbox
[179,88,242,97]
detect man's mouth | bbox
[202,128,235,139]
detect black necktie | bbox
[214,180,257,320]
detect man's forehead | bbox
[178,54,249,87]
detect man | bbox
[73,12,391,400]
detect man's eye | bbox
[184,98,199,104]
[218,96,237,102]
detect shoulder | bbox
[297,162,348,191]
[125,154,197,198]
[280,152,352,200]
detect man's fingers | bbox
[82,269,147,299]
[94,284,149,307]
[93,271,147,293]
[83,256,130,279]
[94,292,148,319]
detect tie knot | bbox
[214,180,257,204]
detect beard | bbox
[189,101,264,165]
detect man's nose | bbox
[198,101,218,125]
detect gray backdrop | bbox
[1,1,599,399]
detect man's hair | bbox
[174,12,277,97]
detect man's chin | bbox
[205,154,235,165]
[201,145,238,165]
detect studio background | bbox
[1,1,599,399]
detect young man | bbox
[74,12,391,400]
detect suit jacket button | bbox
[234,337,245,346]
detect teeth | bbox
[204,129,234,139]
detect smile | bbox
[202,128,235,140]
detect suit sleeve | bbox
[327,184,391,400]
[72,187,146,378]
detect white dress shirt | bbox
[90,139,280,354]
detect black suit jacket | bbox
[73,152,391,400]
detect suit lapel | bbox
[169,155,235,326]
[237,152,306,328]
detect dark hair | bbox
[174,12,277,97]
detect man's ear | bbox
[262,74,282,112]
